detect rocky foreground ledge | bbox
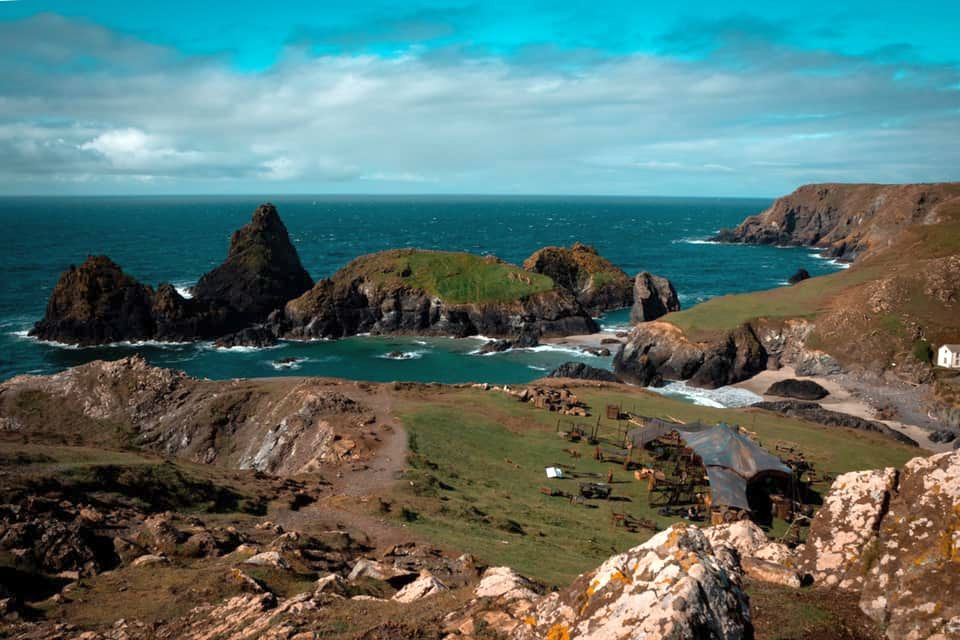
[4,449,956,639]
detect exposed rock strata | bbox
[630,271,680,323]
[713,182,960,261]
[522,243,633,315]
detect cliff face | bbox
[193,203,313,323]
[714,182,960,261]
[522,243,633,314]
[279,249,597,342]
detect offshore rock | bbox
[788,268,810,284]
[279,249,597,343]
[193,203,313,324]
[630,271,680,323]
[30,255,157,346]
[523,243,634,315]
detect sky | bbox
[0,1,958,196]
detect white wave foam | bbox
[269,357,308,370]
[527,365,549,371]
[212,343,286,353]
[377,350,427,360]
[173,281,194,299]
[673,238,722,245]
[649,381,762,408]
[808,252,851,269]
[13,332,195,350]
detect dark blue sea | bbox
[0,196,843,398]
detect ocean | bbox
[0,195,844,403]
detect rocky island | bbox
[29,206,680,349]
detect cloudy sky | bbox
[1,1,958,196]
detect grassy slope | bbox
[335,249,556,304]
[663,200,960,366]
[389,385,917,585]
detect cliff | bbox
[714,182,960,261]
[278,248,597,342]
[522,243,633,314]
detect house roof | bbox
[940,344,960,351]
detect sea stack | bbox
[193,203,313,323]
[30,256,157,346]
[629,272,680,323]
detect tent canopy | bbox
[627,420,791,510]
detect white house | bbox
[938,344,960,368]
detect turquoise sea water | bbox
[0,195,844,386]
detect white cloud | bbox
[0,14,958,195]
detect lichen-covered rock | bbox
[702,521,798,587]
[523,243,634,315]
[630,271,680,323]
[859,450,960,640]
[515,524,752,640]
[392,569,448,602]
[795,467,898,590]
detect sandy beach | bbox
[733,366,951,452]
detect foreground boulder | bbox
[630,271,680,323]
[516,524,752,640]
[764,378,829,400]
[523,243,634,315]
[796,450,960,639]
[193,203,313,324]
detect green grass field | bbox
[663,264,884,340]
[337,249,556,304]
[391,385,919,584]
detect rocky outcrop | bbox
[0,356,381,475]
[713,182,960,261]
[31,204,314,346]
[278,249,597,343]
[764,378,829,400]
[523,243,633,314]
[29,256,158,345]
[858,451,960,639]
[614,321,767,389]
[630,271,680,323]
[795,450,960,640]
[788,268,810,285]
[547,362,620,382]
[193,203,313,324]
[514,524,752,640]
[751,400,918,446]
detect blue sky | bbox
[1,1,958,196]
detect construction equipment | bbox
[579,482,612,499]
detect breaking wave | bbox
[649,381,762,409]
